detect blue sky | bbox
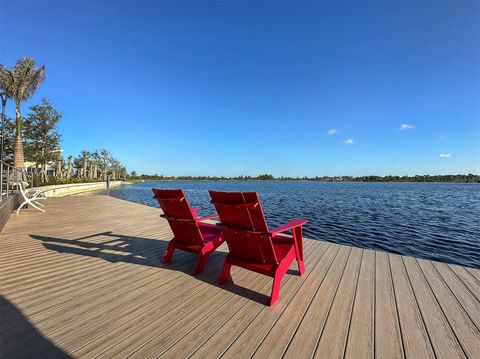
[1,0,479,176]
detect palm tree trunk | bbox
[13,100,24,170]
[67,158,72,178]
[42,163,48,183]
[56,159,63,178]
[82,156,87,178]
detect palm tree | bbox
[80,150,90,178]
[90,150,100,179]
[66,155,73,178]
[0,57,46,169]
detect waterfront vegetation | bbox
[130,173,480,183]
[1,57,128,186]
[2,101,128,186]
[0,57,45,169]
[2,57,478,187]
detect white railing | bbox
[0,160,34,203]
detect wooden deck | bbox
[1,195,479,359]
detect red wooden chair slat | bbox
[209,190,307,306]
[152,188,225,274]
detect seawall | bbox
[35,181,125,197]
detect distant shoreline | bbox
[128,174,480,183]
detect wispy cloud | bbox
[400,124,415,131]
[439,153,452,158]
[344,139,354,145]
[327,128,338,135]
[437,135,450,143]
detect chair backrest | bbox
[16,181,29,200]
[209,190,277,264]
[152,188,203,246]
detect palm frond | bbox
[1,57,46,101]
[0,65,16,98]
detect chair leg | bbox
[163,243,175,264]
[293,226,305,276]
[16,200,33,214]
[219,260,232,284]
[29,201,46,213]
[270,261,292,306]
[194,253,208,274]
[270,272,283,306]
[16,200,28,215]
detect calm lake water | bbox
[107,181,480,269]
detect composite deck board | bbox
[374,251,405,359]
[402,256,466,358]
[466,268,480,282]
[0,195,478,358]
[344,249,376,359]
[189,242,333,359]
[389,254,435,358]
[431,262,480,330]
[281,246,352,358]
[418,259,480,358]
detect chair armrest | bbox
[28,190,46,199]
[197,214,220,221]
[269,218,308,236]
[26,188,41,194]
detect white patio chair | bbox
[16,181,46,214]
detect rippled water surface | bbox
[108,181,480,268]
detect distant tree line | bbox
[129,173,479,183]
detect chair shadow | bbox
[29,231,300,306]
[0,296,73,358]
[30,231,172,269]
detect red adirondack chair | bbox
[152,189,225,274]
[209,190,307,306]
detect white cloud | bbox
[327,128,338,135]
[439,153,452,158]
[437,135,450,143]
[400,124,415,131]
[344,139,354,145]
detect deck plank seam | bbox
[120,270,257,359]
[163,271,292,357]
[430,262,480,334]
[342,249,365,359]
[275,245,342,359]
[1,244,167,284]
[2,261,206,357]
[386,253,406,359]
[3,249,171,308]
[157,290,261,358]
[259,244,342,358]
[414,258,469,359]
[464,268,480,283]
[71,240,316,356]
[214,242,334,359]
[193,242,333,359]
[70,258,228,358]
[2,252,168,303]
[444,265,480,303]
[400,255,437,359]
[2,250,202,338]
[0,234,171,264]
[311,246,353,359]
[2,264,160,334]
[248,242,334,358]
